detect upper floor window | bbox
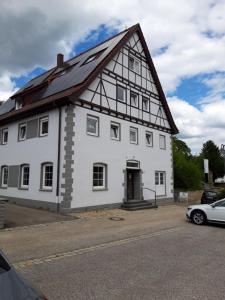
[130,92,138,107]
[128,56,140,74]
[2,129,8,145]
[18,123,27,141]
[87,115,99,137]
[117,85,126,102]
[41,163,53,190]
[146,131,153,147]
[1,166,8,188]
[110,122,120,141]
[20,164,30,189]
[159,134,166,149]
[93,163,107,190]
[142,97,149,112]
[130,127,138,144]
[39,117,48,137]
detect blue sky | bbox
[1,0,225,153]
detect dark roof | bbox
[0,24,178,134]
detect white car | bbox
[186,198,225,225]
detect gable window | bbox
[117,85,126,102]
[146,131,153,147]
[2,129,8,145]
[82,49,106,65]
[87,115,99,136]
[18,123,27,141]
[159,134,166,149]
[39,117,48,137]
[142,97,149,112]
[130,127,138,144]
[1,166,8,188]
[128,56,140,74]
[93,163,107,190]
[130,92,138,107]
[15,100,23,110]
[41,163,53,190]
[20,164,30,189]
[110,122,120,141]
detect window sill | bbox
[39,188,53,192]
[130,142,138,145]
[111,138,120,141]
[146,144,153,147]
[18,187,29,191]
[39,134,48,138]
[92,188,108,192]
[86,132,99,137]
[0,186,7,189]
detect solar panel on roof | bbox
[0,99,15,116]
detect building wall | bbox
[0,108,63,207]
[72,106,173,209]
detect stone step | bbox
[121,200,158,211]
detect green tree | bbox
[200,140,224,181]
[173,137,203,190]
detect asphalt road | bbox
[19,221,225,300]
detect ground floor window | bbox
[20,164,30,189]
[41,163,53,190]
[93,163,107,190]
[155,171,166,196]
[1,166,8,188]
[155,171,165,185]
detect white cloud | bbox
[168,96,225,154]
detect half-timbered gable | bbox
[80,31,170,132]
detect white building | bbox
[0,24,178,212]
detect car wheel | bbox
[191,210,206,225]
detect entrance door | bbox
[127,169,141,200]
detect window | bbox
[159,135,166,149]
[128,56,140,73]
[142,97,149,111]
[82,49,106,65]
[130,127,138,144]
[39,117,48,136]
[18,123,27,141]
[110,122,120,141]
[20,164,30,189]
[126,160,140,169]
[87,115,99,136]
[155,172,165,185]
[117,85,126,102]
[15,100,22,110]
[93,163,107,190]
[130,92,138,107]
[146,131,153,147]
[41,163,53,190]
[1,166,8,188]
[2,129,8,145]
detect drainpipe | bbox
[56,106,62,213]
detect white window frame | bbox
[86,115,99,137]
[42,163,53,190]
[20,164,30,189]
[117,85,126,102]
[93,163,107,190]
[18,123,27,141]
[110,122,120,141]
[130,92,138,107]
[39,117,49,137]
[146,131,153,147]
[155,171,165,186]
[130,127,138,145]
[1,166,8,188]
[15,100,22,110]
[142,97,149,112]
[128,55,140,74]
[126,160,140,169]
[159,134,166,149]
[2,128,8,145]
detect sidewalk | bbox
[0,205,186,264]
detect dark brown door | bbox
[127,170,135,200]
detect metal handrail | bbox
[142,187,157,207]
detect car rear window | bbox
[0,254,11,274]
